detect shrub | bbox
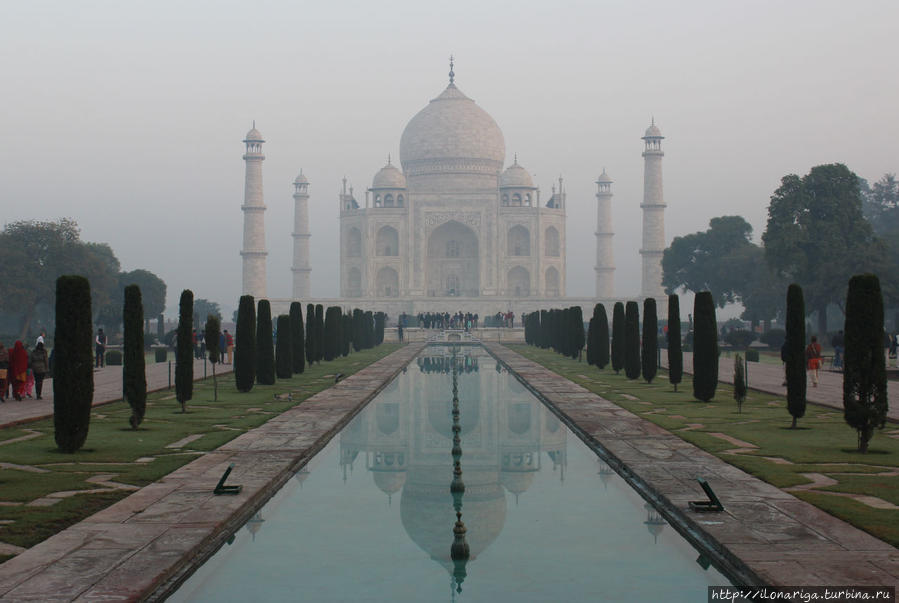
[786,284,806,428]
[123,284,146,429]
[844,274,888,453]
[668,295,683,391]
[624,301,640,380]
[275,314,292,379]
[746,349,759,362]
[734,353,747,413]
[724,329,757,349]
[235,295,256,392]
[106,350,123,366]
[53,275,94,453]
[611,302,625,374]
[642,298,658,384]
[175,289,193,412]
[155,348,167,363]
[692,291,718,402]
[256,299,275,385]
[289,302,305,374]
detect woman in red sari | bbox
[9,341,28,401]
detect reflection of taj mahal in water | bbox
[338,347,567,579]
[241,60,668,317]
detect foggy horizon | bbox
[3,1,897,318]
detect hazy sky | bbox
[3,0,897,317]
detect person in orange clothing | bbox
[9,341,29,401]
[806,335,823,387]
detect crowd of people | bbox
[0,334,50,402]
[190,328,234,363]
[403,310,518,330]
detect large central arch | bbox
[426,220,479,297]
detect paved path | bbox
[488,343,899,588]
[0,358,232,429]
[663,351,899,422]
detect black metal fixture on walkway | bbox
[449,346,470,597]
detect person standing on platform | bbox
[95,328,107,368]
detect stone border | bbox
[0,343,426,602]
[485,343,899,588]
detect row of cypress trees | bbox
[523,306,585,358]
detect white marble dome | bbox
[643,123,663,138]
[244,127,264,142]
[372,161,407,189]
[500,160,534,188]
[399,84,505,175]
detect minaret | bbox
[291,170,312,299]
[640,119,666,300]
[241,123,267,299]
[594,169,614,298]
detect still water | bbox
[171,345,731,602]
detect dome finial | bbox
[513,152,518,165]
[387,153,391,165]
[449,54,455,85]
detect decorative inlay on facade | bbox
[424,212,482,230]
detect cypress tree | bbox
[586,317,596,365]
[786,284,807,428]
[205,314,221,401]
[642,298,658,384]
[692,291,719,402]
[323,307,340,361]
[595,304,610,369]
[570,306,585,359]
[352,309,364,351]
[364,311,374,349]
[624,301,641,379]
[314,304,325,362]
[734,353,747,413]
[305,303,316,365]
[289,302,305,374]
[844,274,888,452]
[53,275,94,453]
[275,314,292,379]
[235,295,256,392]
[341,314,352,356]
[175,289,193,412]
[539,310,549,348]
[375,312,386,345]
[256,299,275,385]
[123,284,146,429]
[611,302,625,374]
[668,294,683,391]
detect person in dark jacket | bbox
[29,342,49,400]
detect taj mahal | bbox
[240,61,667,320]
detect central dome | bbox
[399,83,505,181]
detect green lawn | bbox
[0,344,402,557]
[507,344,899,547]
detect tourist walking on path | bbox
[9,341,28,401]
[224,330,234,364]
[832,330,844,370]
[0,342,8,402]
[29,342,49,400]
[95,328,107,368]
[806,335,823,387]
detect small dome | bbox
[244,127,264,142]
[643,122,663,139]
[372,161,407,189]
[500,160,534,188]
[596,169,613,184]
[294,170,308,184]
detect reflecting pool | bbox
[172,345,731,602]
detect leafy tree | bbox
[306,303,316,364]
[289,302,305,374]
[785,284,807,428]
[53,275,94,452]
[624,301,640,380]
[763,164,884,335]
[692,291,718,402]
[844,274,888,453]
[611,302,625,374]
[235,295,256,392]
[861,174,899,305]
[193,298,222,329]
[123,284,146,429]
[205,314,221,401]
[275,314,292,379]
[734,354,747,413]
[594,304,610,369]
[642,298,658,383]
[668,294,683,391]
[256,299,275,385]
[175,290,193,412]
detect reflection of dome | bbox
[507,403,532,435]
[428,397,480,437]
[400,478,506,572]
[372,160,407,189]
[500,160,534,188]
[500,471,535,496]
[399,84,505,178]
[376,402,400,435]
[373,470,407,495]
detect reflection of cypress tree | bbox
[256,299,275,385]
[275,314,292,379]
[642,298,658,383]
[175,289,194,412]
[235,295,256,392]
[667,295,683,391]
[289,302,305,374]
[611,302,625,374]
[624,301,641,380]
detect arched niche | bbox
[346,267,362,297]
[545,226,560,257]
[545,266,560,297]
[376,225,399,256]
[426,220,479,297]
[507,225,530,256]
[376,266,399,297]
[346,227,362,257]
[507,266,530,297]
